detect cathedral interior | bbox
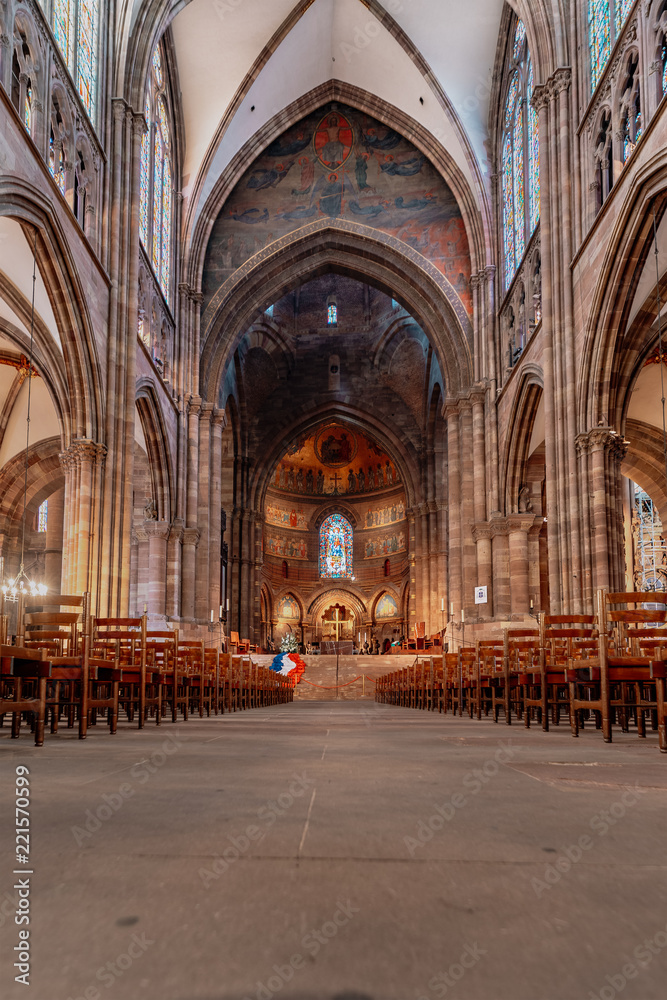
[1,2,667,998]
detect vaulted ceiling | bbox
[167,0,507,232]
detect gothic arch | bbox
[307,588,368,628]
[201,221,474,408]
[579,157,667,432]
[502,367,544,515]
[136,381,174,521]
[0,184,106,443]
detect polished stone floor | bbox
[1,702,666,1000]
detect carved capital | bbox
[212,407,227,429]
[168,517,185,543]
[188,395,202,418]
[472,522,494,542]
[145,520,171,541]
[551,67,572,96]
[507,513,538,534]
[182,527,200,547]
[531,83,550,114]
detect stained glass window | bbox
[501,23,538,291]
[590,1,635,93]
[142,46,173,303]
[24,84,32,134]
[139,93,150,246]
[502,134,515,282]
[527,61,540,232]
[53,0,74,63]
[320,514,353,578]
[52,0,99,122]
[76,0,98,117]
[663,38,667,96]
[513,104,525,265]
[38,499,48,533]
[615,0,632,34]
[328,304,338,325]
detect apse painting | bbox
[320,514,353,578]
[376,594,399,619]
[266,535,308,560]
[315,424,358,467]
[203,104,472,319]
[277,596,300,620]
[364,531,406,559]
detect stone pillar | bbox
[181,527,200,620]
[146,521,170,617]
[208,409,226,620]
[240,508,253,638]
[528,522,542,611]
[508,515,534,615]
[195,402,213,621]
[166,518,184,618]
[459,399,475,617]
[44,488,65,595]
[472,524,493,617]
[581,426,629,598]
[444,402,462,615]
[407,509,418,630]
[59,440,106,597]
[491,517,511,618]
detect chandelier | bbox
[1,227,47,603]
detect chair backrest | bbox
[21,593,90,653]
[601,591,667,651]
[414,622,426,639]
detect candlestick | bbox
[441,598,445,612]
[450,602,454,616]
[461,609,465,623]
[219,605,223,618]
[210,609,214,623]
[143,603,147,614]
[226,598,230,611]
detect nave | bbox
[1,702,665,1000]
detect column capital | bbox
[145,520,171,541]
[551,67,572,95]
[199,401,215,419]
[188,395,202,417]
[59,439,106,471]
[182,527,200,547]
[168,517,185,542]
[212,407,227,429]
[507,513,540,534]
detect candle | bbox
[364,632,367,642]
[226,599,230,611]
[441,598,444,612]
[450,602,454,616]
[143,603,147,613]
[461,609,465,623]
[210,610,214,623]
[530,597,534,610]
[219,605,223,618]
[358,632,361,643]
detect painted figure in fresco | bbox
[316,113,353,168]
[287,468,295,490]
[368,466,376,489]
[280,465,287,489]
[385,461,393,485]
[357,469,366,492]
[290,510,298,528]
[348,469,356,493]
[306,469,314,493]
[317,470,325,494]
[296,468,304,492]
[377,464,385,487]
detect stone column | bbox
[472,524,493,617]
[407,509,418,631]
[240,508,254,638]
[195,402,213,621]
[459,399,475,617]
[584,427,629,596]
[59,440,106,597]
[444,401,462,615]
[146,521,170,617]
[181,527,200,620]
[528,522,543,610]
[166,518,184,618]
[508,515,534,615]
[208,409,226,620]
[491,516,511,618]
[44,487,65,595]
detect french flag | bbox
[269,652,306,686]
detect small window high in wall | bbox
[589,0,633,93]
[327,293,338,326]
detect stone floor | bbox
[1,703,666,1000]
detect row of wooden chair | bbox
[1,594,293,746]
[376,590,667,754]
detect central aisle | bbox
[3,702,666,1000]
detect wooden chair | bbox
[523,614,597,732]
[230,631,250,654]
[475,639,505,720]
[0,645,50,745]
[91,616,161,728]
[145,629,183,722]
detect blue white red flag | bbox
[269,652,306,686]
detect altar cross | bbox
[330,473,342,494]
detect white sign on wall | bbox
[475,586,488,605]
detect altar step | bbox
[250,654,419,700]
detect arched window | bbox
[140,46,173,303]
[328,304,338,325]
[37,500,48,533]
[620,52,641,163]
[52,0,99,120]
[319,514,353,578]
[501,20,539,291]
[589,0,633,92]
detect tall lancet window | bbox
[320,514,353,579]
[501,19,539,292]
[52,0,99,120]
[139,44,174,303]
[589,0,633,92]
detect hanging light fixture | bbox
[1,227,47,602]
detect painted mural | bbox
[362,501,406,529]
[265,503,308,531]
[277,596,300,620]
[203,104,472,317]
[376,594,399,619]
[363,530,406,559]
[265,535,308,560]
